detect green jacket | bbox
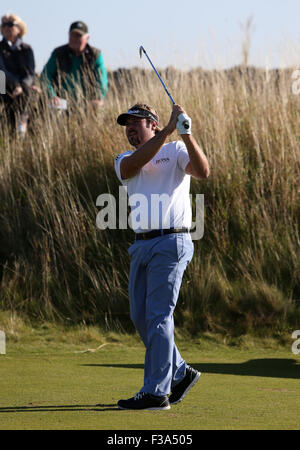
[41,44,108,101]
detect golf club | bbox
[139,46,190,130]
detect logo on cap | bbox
[69,21,88,34]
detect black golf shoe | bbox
[118,392,170,410]
[169,366,201,405]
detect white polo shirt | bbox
[114,140,192,233]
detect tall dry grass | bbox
[0,65,299,336]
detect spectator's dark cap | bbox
[69,21,88,35]
[117,108,159,126]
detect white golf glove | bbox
[177,113,192,135]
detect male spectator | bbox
[0,13,40,136]
[41,21,108,110]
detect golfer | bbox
[114,103,210,410]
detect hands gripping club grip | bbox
[177,113,192,135]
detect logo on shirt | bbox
[155,157,170,165]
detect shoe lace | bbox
[134,392,146,401]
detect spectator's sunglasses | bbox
[2,22,18,28]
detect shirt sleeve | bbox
[40,52,57,97]
[0,52,20,89]
[21,46,35,87]
[114,151,132,183]
[176,141,190,172]
[94,52,108,99]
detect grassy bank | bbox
[0,66,299,336]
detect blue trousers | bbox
[128,233,194,397]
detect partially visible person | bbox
[0,13,40,136]
[41,21,108,111]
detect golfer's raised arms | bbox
[118,104,210,181]
[183,135,210,180]
[120,119,172,180]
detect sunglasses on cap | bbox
[2,21,19,28]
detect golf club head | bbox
[139,46,144,59]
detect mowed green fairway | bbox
[0,335,299,430]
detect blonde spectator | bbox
[0,13,40,136]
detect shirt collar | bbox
[4,37,22,50]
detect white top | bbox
[114,141,192,233]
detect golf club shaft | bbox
[140,46,175,105]
[140,46,190,130]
